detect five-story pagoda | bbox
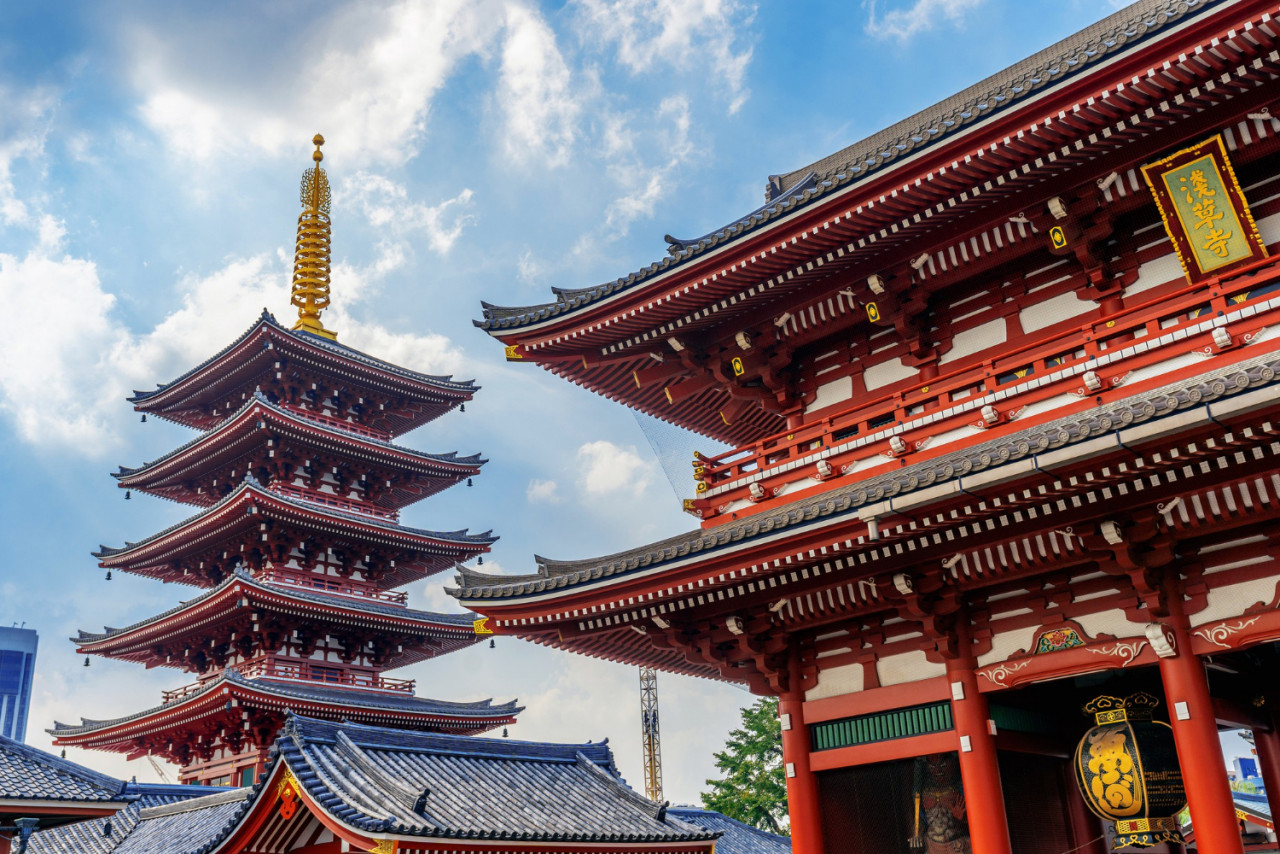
[51,136,520,786]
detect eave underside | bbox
[485,5,1280,444]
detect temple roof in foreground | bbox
[28,785,239,854]
[271,715,713,844]
[667,808,791,854]
[32,716,775,853]
[0,734,126,804]
[476,0,1220,334]
[29,790,250,854]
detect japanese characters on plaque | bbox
[1142,135,1267,284]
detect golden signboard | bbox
[1142,135,1267,284]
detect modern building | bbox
[457,0,1280,852]
[0,627,37,743]
[50,136,519,786]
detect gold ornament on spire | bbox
[290,133,337,340]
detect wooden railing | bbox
[268,482,399,522]
[688,254,1280,519]
[255,568,408,605]
[162,658,415,704]
[277,402,390,442]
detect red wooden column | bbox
[1253,713,1280,828]
[0,832,10,854]
[781,653,824,854]
[1156,586,1245,854]
[945,653,1014,854]
[1062,764,1108,854]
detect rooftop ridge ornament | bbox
[290,134,337,340]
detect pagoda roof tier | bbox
[473,0,1273,445]
[48,668,521,756]
[74,568,479,671]
[95,480,495,589]
[115,392,484,510]
[130,312,476,435]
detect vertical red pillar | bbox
[946,655,1014,854]
[781,653,824,854]
[1253,715,1280,830]
[0,833,11,854]
[1157,593,1245,854]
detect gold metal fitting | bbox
[290,133,337,340]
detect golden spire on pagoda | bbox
[290,133,337,340]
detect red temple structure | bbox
[51,136,520,787]
[457,1,1280,852]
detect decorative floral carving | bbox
[1194,617,1261,649]
[1085,640,1147,667]
[978,659,1030,688]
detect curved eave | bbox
[130,313,476,432]
[474,0,1226,338]
[74,571,478,667]
[115,395,485,510]
[453,352,1280,610]
[95,481,495,586]
[49,673,522,748]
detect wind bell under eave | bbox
[291,134,338,340]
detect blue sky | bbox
[0,0,1218,804]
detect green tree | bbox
[701,696,789,834]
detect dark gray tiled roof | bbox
[477,0,1219,333]
[131,310,476,402]
[116,391,485,479]
[275,715,717,843]
[27,784,235,854]
[74,567,476,644]
[668,808,791,854]
[94,479,496,560]
[50,669,521,737]
[0,734,126,804]
[452,347,1280,601]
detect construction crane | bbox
[146,755,172,784]
[639,666,663,801]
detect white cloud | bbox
[577,440,653,494]
[497,4,581,166]
[128,0,503,166]
[340,172,476,255]
[0,84,58,226]
[526,478,563,503]
[0,234,464,454]
[572,0,755,113]
[864,0,987,41]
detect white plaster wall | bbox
[1192,576,1279,626]
[806,661,865,701]
[805,375,853,414]
[863,358,917,391]
[877,650,945,686]
[1019,290,1094,333]
[1125,251,1183,297]
[939,317,1008,364]
[976,625,1039,667]
[1073,608,1147,639]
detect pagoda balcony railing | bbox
[162,659,415,704]
[254,568,409,606]
[689,254,1280,520]
[232,658,415,693]
[278,402,391,442]
[268,482,399,522]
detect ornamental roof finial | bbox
[290,133,337,340]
